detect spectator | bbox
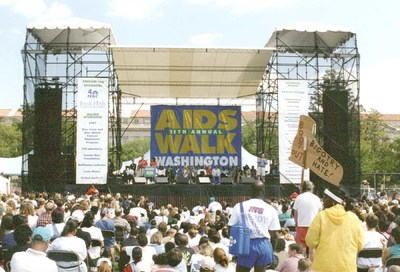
[10,227,58,272]
[293,180,322,257]
[81,211,104,261]
[297,258,312,272]
[19,201,38,230]
[95,208,116,256]
[96,247,113,272]
[71,209,91,249]
[273,238,288,269]
[175,233,195,270]
[123,246,143,272]
[200,256,216,272]
[4,223,32,264]
[113,207,131,238]
[47,219,88,272]
[228,181,280,272]
[358,214,383,270]
[190,242,214,272]
[148,231,165,255]
[45,208,65,240]
[305,187,364,271]
[36,201,55,227]
[213,247,234,272]
[277,243,304,272]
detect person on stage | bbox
[211,165,221,185]
[150,157,157,167]
[256,153,268,182]
[137,154,148,177]
[129,159,137,176]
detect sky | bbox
[0,0,399,113]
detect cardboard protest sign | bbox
[289,115,343,186]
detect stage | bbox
[63,178,298,208]
[23,175,299,207]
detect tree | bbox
[0,123,22,157]
[242,121,257,155]
[360,108,391,173]
[121,137,150,162]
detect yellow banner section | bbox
[289,115,343,186]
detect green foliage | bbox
[360,108,392,173]
[121,138,150,162]
[0,123,22,157]
[242,121,257,155]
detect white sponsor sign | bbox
[278,81,310,184]
[76,78,108,184]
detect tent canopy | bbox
[27,17,116,51]
[111,47,272,98]
[265,29,354,54]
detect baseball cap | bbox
[32,227,52,242]
[210,197,215,202]
[71,210,85,223]
[201,256,215,270]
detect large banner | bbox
[278,80,310,184]
[76,78,108,184]
[151,105,241,168]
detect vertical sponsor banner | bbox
[151,105,241,168]
[278,81,310,184]
[76,78,108,184]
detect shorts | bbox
[257,167,266,177]
[295,226,309,247]
[237,238,274,268]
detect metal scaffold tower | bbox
[21,19,120,190]
[257,30,360,193]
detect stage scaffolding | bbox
[256,30,360,194]
[21,22,120,190]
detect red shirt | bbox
[138,159,148,169]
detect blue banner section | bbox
[151,105,242,168]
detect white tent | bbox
[0,176,10,194]
[0,156,22,176]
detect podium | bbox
[144,167,156,178]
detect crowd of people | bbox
[2,179,400,271]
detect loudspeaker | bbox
[156,177,169,184]
[134,177,147,184]
[221,177,233,184]
[198,177,210,184]
[176,176,189,184]
[241,177,255,184]
[31,85,63,185]
[323,90,352,186]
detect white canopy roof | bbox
[265,29,354,54]
[27,17,116,50]
[111,47,272,98]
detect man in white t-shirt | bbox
[293,180,322,257]
[228,181,281,272]
[11,227,58,272]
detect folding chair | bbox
[47,250,84,272]
[357,248,382,272]
[101,229,115,239]
[385,256,400,269]
[115,225,126,243]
